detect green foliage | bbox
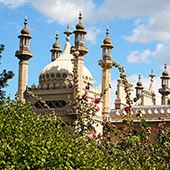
[0,96,115,169]
[1,96,170,169]
[1,47,170,169]
[0,44,14,100]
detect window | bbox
[62,73,67,78]
[34,100,67,109]
[80,34,82,41]
[56,73,61,78]
[77,35,79,42]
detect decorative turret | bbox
[149,69,155,92]
[73,11,88,55]
[99,27,114,115]
[50,32,62,62]
[15,16,33,103]
[16,16,33,60]
[73,12,89,95]
[135,74,144,100]
[159,63,170,105]
[101,26,113,58]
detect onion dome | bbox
[50,32,62,62]
[136,74,143,87]
[162,63,169,76]
[21,16,30,35]
[53,32,61,49]
[75,11,85,30]
[39,28,93,89]
[101,26,113,49]
[103,26,112,44]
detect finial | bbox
[64,25,72,37]
[79,11,82,21]
[149,69,155,82]
[52,31,61,49]
[165,61,167,70]
[139,73,141,81]
[106,26,109,37]
[56,31,59,41]
[24,15,28,27]
[64,25,72,42]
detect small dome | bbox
[21,27,30,35]
[162,70,169,76]
[137,81,143,87]
[103,37,111,44]
[162,63,169,76]
[76,22,85,30]
[136,74,143,87]
[39,39,93,87]
[102,27,112,45]
[52,32,61,49]
[21,16,30,35]
[75,12,85,30]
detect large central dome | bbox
[38,38,93,89]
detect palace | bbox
[15,13,170,135]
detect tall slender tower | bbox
[159,63,170,105]
[73,12,88,96]
[15,16,33,103]
[99,27,114,116]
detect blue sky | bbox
[1,0,170,108]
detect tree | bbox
[0,44,14,100]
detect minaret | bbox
[73,12,88,95]
[50,32,62,62]
[99,27,114,116]
[159,63,170,105]
[15,16,33,103]
[134,74,144,101]
[149,69,155,92]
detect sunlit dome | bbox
[39,39,93,86]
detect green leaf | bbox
[141,119,150,127]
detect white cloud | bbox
[0,0,28,8]
[126,42,170,65]
[127,49,151,64]
[86,27,101,45]
[29,0,96,24]
[2,0,170,44]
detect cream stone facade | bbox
[16,14,170,135]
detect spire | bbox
[136,74,143,88]
[50,31,62,61]
[24,15,28,26]
[149,69,155,83]
[79,11,82,22]
[162,62,169,76]
[21,15,30,35]
[53,31,60,49]
[75,11,85,30]
[103,26,112,45]
[64,25,72,42]
[149,69,155,92]
[106,26,109,37]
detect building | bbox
[15,13,170,135]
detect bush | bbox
[0,96,115,169]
